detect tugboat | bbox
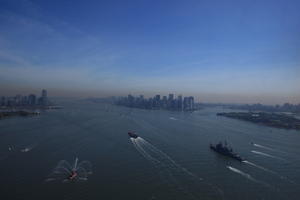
[210,141,244,162]
[128,132,139,139]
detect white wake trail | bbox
[131,138,198,200]
[131,137,225,199]
[137,138,203,181]
[131,138,160,164]
[253,143,286,153]
[251,150,285,161]
[253,143,274,151]
[136,138,225,199]
[227,166,256,182]
[227,166,270,188]
[243,161,275,174]
[243,161,295,184]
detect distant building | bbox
[177,95,183,111]
[162,96,167,101]
[21,96,28,105]
[0,96,6,106]
[168,94,174,102]
[15,95,22,106]
[155,95,160,102]
[128,94,134,107]
[154,95,161,108]
[28,94,36,105]
[41,89,48,106]
[162,96,167,108]
[189,96,194,110]
[168,94,174,108]
[183,97,189,110]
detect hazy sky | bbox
[0,0,299,104]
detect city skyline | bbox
[1,89,49,107]
[115,93,195,111]
[0,0,300,104]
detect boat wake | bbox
[243,161,295,184]
[227,166,270,188]
[46,158,92,183]
[252,143,285,153]
[130,137,224,200]
[169,117,178,120]
[136,137,203,181]
[131,138,160,164]
[251,150,285,161]
[20,144,37,153]
[243,161,275,174]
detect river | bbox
[0,99,299,200]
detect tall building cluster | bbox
[1,89,49,107]
[115,93,195,111]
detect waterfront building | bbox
[168,94,174,102]
[168,94,174,108]
[41,89,48,106]
[183,97,189,110]
[154,95,161,108]
[42,89,47,98]
[149,98,154,109]
[21,96,28,105]
[155,95,160,102]
[162,96,167,108]
[15,95,22,106]
[178,95,183,111]
[1,96,6,106]
[189,96,194,110]
[28,94,36,105]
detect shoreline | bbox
[217,112,300,130]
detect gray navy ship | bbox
[210,141,244,162]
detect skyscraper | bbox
[127,94,134,107]
[40,89,48,106]
[162,96,167,108]
[183,97,188,110]
[42,89,47,98]
[168,94,174,108]
[188,96,194,110]
[155,95,161,102]
[28,94,36,105]
[177,95,183,111]
[168,94,174,101]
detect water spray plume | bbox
[46,157,92,182]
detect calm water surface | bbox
[0,99,299,200]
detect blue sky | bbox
[0,0,299,104]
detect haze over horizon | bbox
[0,0,299,104]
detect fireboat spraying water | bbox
[46,157,92,182]
[68,157,79,180]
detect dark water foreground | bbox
[0,99,299,200]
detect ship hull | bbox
[128,132,138,139]
[210,145,244,162]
